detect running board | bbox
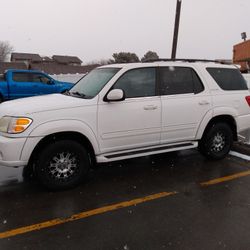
[96,141,198,162]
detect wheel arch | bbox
[27,131,96,168]
[200,115,237,141]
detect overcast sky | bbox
[2,0,250,63]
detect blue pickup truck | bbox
[0,69,73,102]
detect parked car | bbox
[0,59,250,190]
[0,69,73,102]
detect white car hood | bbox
[0,94,92,117]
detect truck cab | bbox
[0,69,73,102]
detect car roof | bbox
[5,69,48,74]
[99,60,237,71]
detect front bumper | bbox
[0,135,27,167]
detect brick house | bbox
[11,53,42,65]
[52,55,82,66]
[1,52,98,75]
[233,40,250,73]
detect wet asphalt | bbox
[0,149,250,250]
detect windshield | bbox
[69,68,120,98]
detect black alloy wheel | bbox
[35,140,90,190]
[199,123,233,160]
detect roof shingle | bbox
[11,53,42,62]
[52,55,82,64]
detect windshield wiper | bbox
[62,90,70,95]
[70,91,87,98]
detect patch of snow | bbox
[229,151,250,161]
[123,244,129,250]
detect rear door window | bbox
[0,74,5,82]
[207,68,248,90]
[13,73,31,82]
[159,67,204,95]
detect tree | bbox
[85,58,114,66]
[0,41,14,62]
[141,51,159,62]
[112,52,140,63]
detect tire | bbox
[35,140,90,190]
[22,164,37,182]
[199,123,233,160]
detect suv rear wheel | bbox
[35,140,90,190]
[199,123,233,160]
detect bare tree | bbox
[0,41,14,62]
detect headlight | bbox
[0,116,33,134]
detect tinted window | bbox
[13,73,30,82]
[113,68,156,98]
[159,67,204,95]
[192,70,204,93]
[0,74,5,82]
[207,68,248,90]
[32,74,51,84]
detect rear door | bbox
[159,66,212,143]
[9,72,33,99]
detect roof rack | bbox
[143,58,232,64]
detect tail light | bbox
[245,96,250,106]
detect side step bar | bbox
[96,141,198,163]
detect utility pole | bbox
[171,0,182,59]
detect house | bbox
[52,55,82,66]
[7,52,96,75]
[11,53,42,65]
[30,63,98,75]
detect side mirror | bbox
[48,79,55,85]
[105,89,125,102]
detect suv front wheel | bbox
[35,140,90,190]
[199,123,233,160]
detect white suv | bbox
[0,60,250,189]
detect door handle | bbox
[144,105,158,110]
[199,100,210,105]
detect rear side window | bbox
[159,67,204,95]
[207,68,248,90]
[0,74,5,82]
[13,73,31,82]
